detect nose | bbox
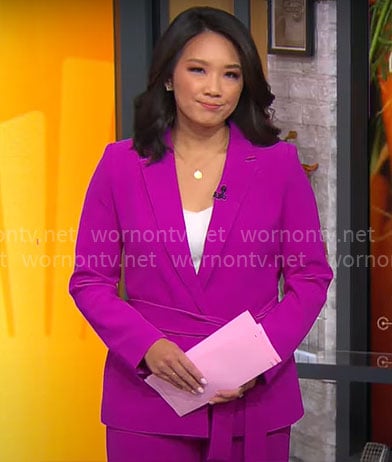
[204,73,222,97]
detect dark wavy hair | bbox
[133,6,280,162]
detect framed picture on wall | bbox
[267,0,314,56]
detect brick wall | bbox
[268,0,337,363]
[266,1,338,460]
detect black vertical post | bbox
[153,0,169,46]
[336,0,369,459]
[113,0,154,140]
[233,0,250,28]
[336,0,369,361]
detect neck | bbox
[171,121,229,160]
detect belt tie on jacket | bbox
[131,298,277,461]
[206,398,267,462]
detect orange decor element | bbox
[282,130,319,177]
[0,2,115,461]
[302,162,319,178]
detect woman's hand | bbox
[144,338,207,395]
[208,377,258,405]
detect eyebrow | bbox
[185,58,242,70]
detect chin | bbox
[197,122,225,130]
[194,116,228,128]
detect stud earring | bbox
[165,81,173,91]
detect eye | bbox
[188,67,205,74]
[225,71,241,80]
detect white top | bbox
[183,206,213,273]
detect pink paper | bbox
[145,310,281,416]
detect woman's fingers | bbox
[179,355,208,387]
[173,361,206,394]
[209,378,258,404]
[208,388,243,404]
[144,339,207,394]
[158,364,205,394]
[160,370,193,393]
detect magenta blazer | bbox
[69,123,333,461]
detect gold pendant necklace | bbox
[193,169,203,180]
[174,127,229,182]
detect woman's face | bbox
[171,31,244,130]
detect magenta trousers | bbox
[106,426,290,462]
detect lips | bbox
[198,101,223,110]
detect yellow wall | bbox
[0,1,114,461]
[251,0,268,75]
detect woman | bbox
[69,6,333,462]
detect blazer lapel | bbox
[139,123,260,299]
[197,123,259,288]
[139,136,202,301]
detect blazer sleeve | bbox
[69,144,165,371]
[257,144,333,382]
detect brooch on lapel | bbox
[213,184,227,200]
